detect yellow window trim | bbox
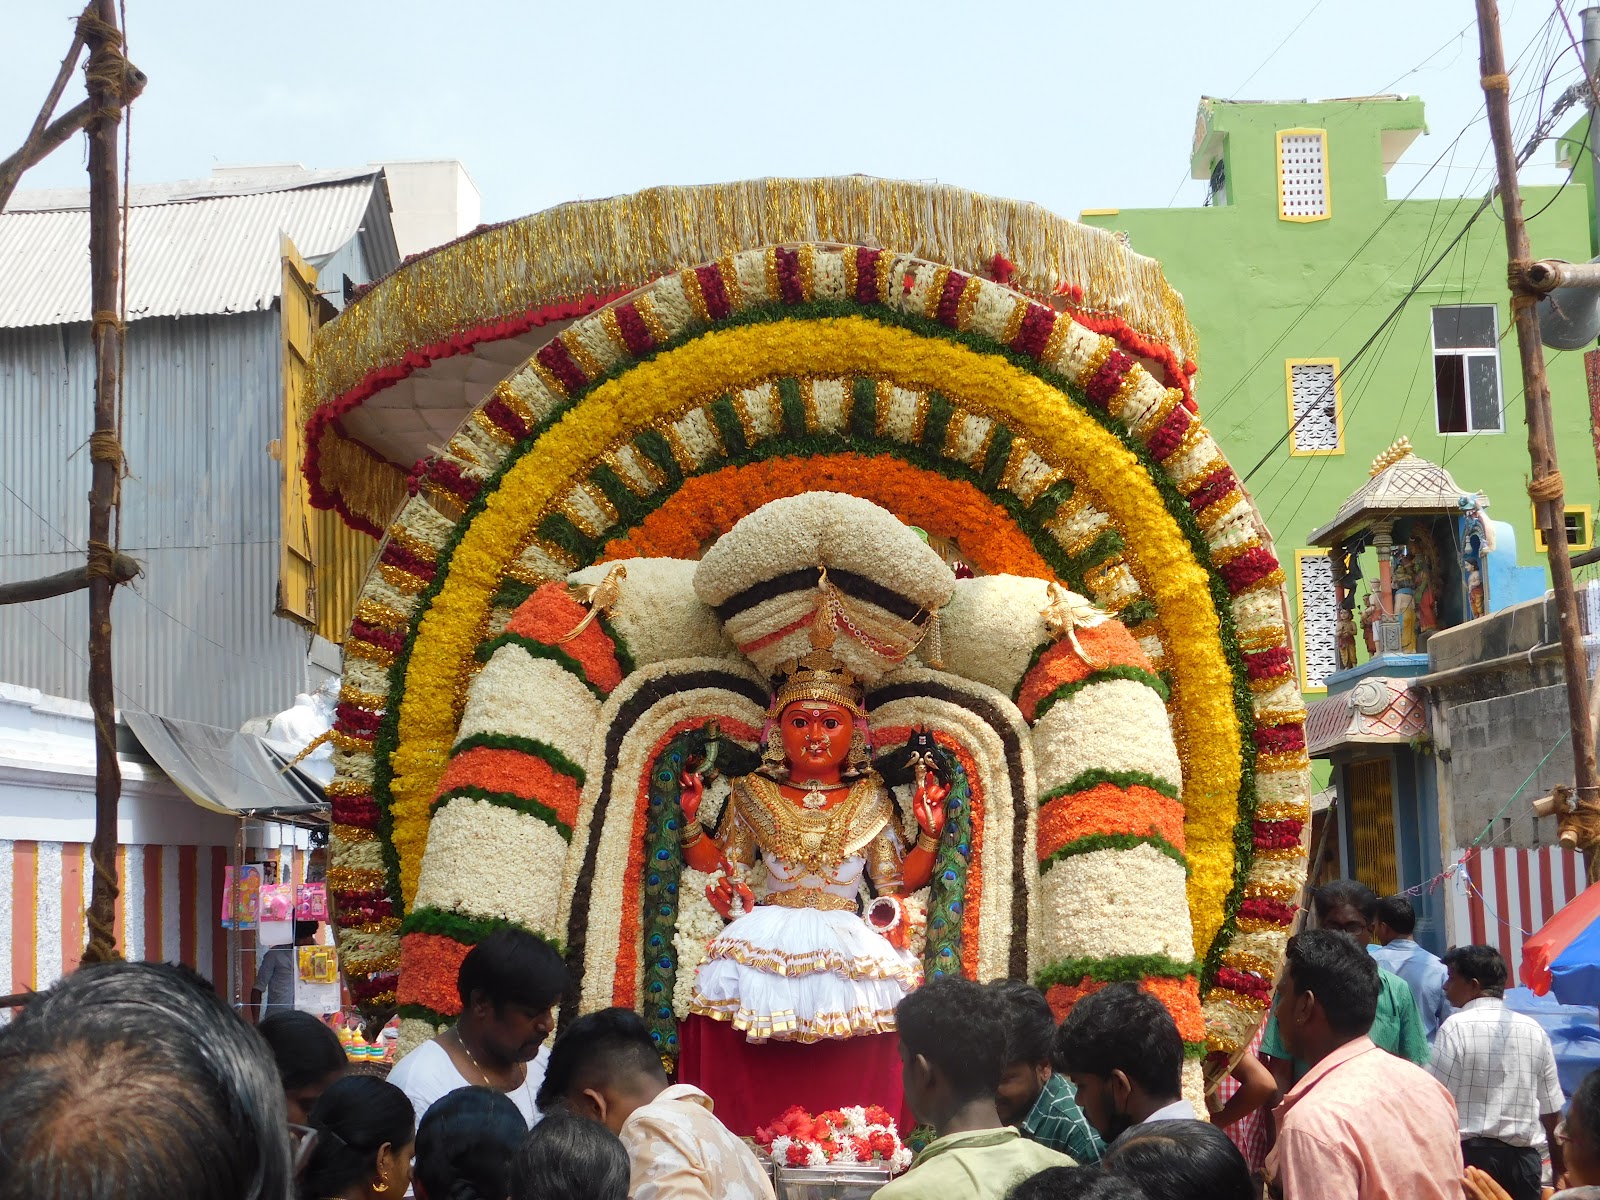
[1277,127,1332,223]
[1295,547,1332,694]
[1285,357,1344,456]
[1532,503,1594,553]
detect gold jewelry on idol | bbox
[770,649,867,719]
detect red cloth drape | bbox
[677,1014,910,1136]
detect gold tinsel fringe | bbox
[316,428,409,531]
[306,177,1200,421]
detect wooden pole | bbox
[1477,0,1600,845]
[79,0,128,964]
[0,554,140,606]
[0,30,85,212]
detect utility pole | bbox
[79,0,128,963]
[1476,0,1600,844]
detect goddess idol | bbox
[676,647,949,1125]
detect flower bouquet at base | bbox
[754,1105,914,1174]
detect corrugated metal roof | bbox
[0,172,385,328]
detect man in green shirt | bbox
[874,977,1075,1200]
[988,980,1104,1165]
[1261,880,1430,1083]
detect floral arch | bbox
[325,243,1310,1064]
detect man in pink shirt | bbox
[1266,929,1464,1200]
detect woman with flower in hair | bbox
[676,647,948,1130]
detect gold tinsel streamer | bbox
[313,427,409,533]
[305,178,1201,429]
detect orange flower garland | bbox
[599,455,1053,578]
[433,746,583,829]
[501,583,626,693]
[1044,974,1206,1044]
[1037,783,1186,862]
[394,932,472,1015]
[1015,626,1153,723]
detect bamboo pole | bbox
[1477,0,1600,866]
[79,0,128,964]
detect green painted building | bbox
[1079,95,1595,696]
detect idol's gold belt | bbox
[759,887,859,912]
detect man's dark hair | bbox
[1375,895,1416,936]
[536,1007,666,1111]
[1442,944,1509,998]
[457,928,569,1011]
[302,1075,415,1199]
[1052,983,1182,1100]
[509,1108,630,1200]
[1284,929,1380,1036]
[1570,1067,1600,1145]
[987,978,1057,1067]
[293,920,320,942]
[0,959,293,1200]
[1312,879,1378,924]
[414,1086,525,1200]
[257,1009,346,1091]
[1103,1120,1253,1200]
[895,976,1009,1102]
[1008,1166,1149,1200]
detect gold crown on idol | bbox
[770,649,867,719]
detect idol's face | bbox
[780,701,854,774]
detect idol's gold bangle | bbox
[915,830,941,855]
[681,825,705,847]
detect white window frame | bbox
[1277,129,1331,223]
[1431,304,1505,435]
[1285,358,1344,456]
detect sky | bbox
[2,0,1590,226]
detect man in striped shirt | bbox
[1431,944,1565,1200]
[988,980,1104,1165]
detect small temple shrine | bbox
[1304,438,1546,948]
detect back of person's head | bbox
[508,1108,630,1200]
[0,959,292,1200]
[293,920,319,942]
[1007,1166,1149,1200]
[257,1010,346,1122]
[1442,944,1508,998]
[1375,894,1416,936]
[986,978,1056,1067]
[300,1074,415,1200]
[895,975,1008,1103]
[1052,983,1182,1099]
[1566,1068,1600,1187]
[1102,1119,1254,1200]
[1312,879,1378,924]
[413,1086,524,1200]
[535,1007,666,1112]
[458,928,568,1012]
[1284,928,1379,1035]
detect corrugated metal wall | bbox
[0,313,313,727]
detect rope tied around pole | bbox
[90,309,123,334]
[1481,72,1511,91]
[1528,471,1567,502]
[77,8,130,125]
[79,842,121,963]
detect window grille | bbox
[1278,130,1330,221]
[1287,360,1342,453]
[1299,552,1339,690]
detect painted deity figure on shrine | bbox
[1393,552,1419,653]
[1408,530,1439,636]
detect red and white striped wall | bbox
[1447,845,1586,966]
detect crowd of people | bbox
[0,880,1594,1200]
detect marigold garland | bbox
[601,455,1052,577]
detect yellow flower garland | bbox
[387,317,1243,958]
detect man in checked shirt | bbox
[1431,944,1565,1200]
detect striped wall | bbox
[0,840,245,997]
[1448,845,1585,968]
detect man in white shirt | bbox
[387,927,567,1128]
[1430,943,1565,1200]
[537,1006,775,1200]
[1053,982,1197,1144]
[1370,895,1453,1040]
